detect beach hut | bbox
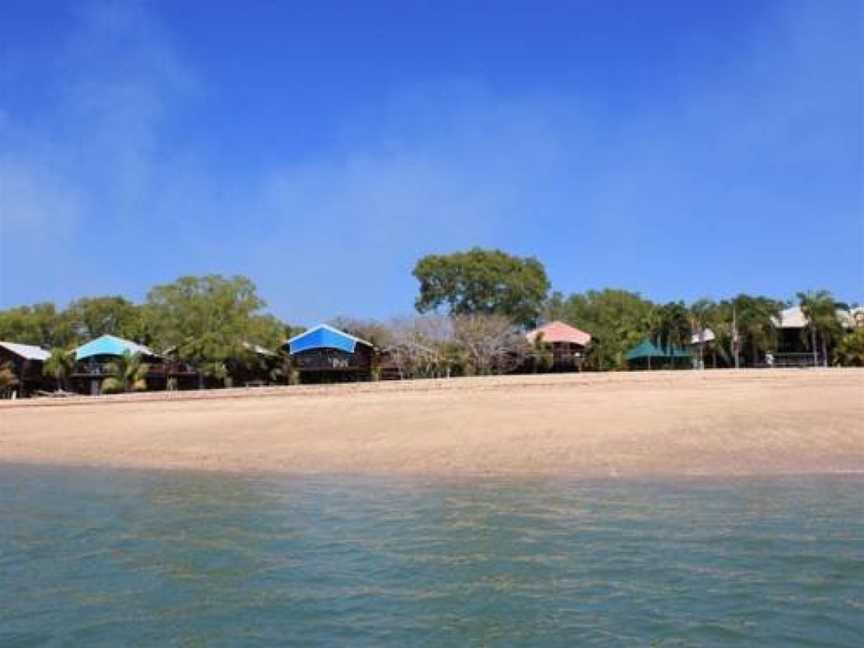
[281,324,375,383]
[625,339,692,370]
[525,321,591,371]
[0,341,51,397]
[234,341,281,387]
[771,305,861,367]
[71,334,162,395]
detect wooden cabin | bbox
[525,321,591,371]
[0,341,52,397]
[282,324,375,383]
[771,306,861,367]
[70,334,167,395]
[230,342,281,387]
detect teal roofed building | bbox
[625,339,692,370]
[74,334,157,361]
[71,334,162,395]
[282,324,375,383]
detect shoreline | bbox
[2,369,863,478]
[1,367,856,409]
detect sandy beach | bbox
[1,369,862,478]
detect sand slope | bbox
[2,370,862,478]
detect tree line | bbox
[1,249,863,387]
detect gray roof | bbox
[774,306,862,329]
[0,341,51,361]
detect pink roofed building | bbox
[525,321,592,371]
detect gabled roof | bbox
[773,305,862,330]
[773,306,807,329]
[0,341,51,362]
[283,324,373,355]
[242,341,279,357]
[626,339,691,361]
[74,334,157,361]
[526,321,591,347]
[690,328,716,345]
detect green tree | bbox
[413,248,550,328]
[650,302,692,362]
[65,296,146,342]
[145,275,277,385]
[43,348,75,392]
[798,290,846,367]
[101,351,149,394]
[726,295,783,367]
[0,303,73,348]
[834,328,864,367]
[543,289,655,370]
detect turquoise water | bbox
[1,466,862,646]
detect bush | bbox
[834,328,864,367]
[100,377,124,394]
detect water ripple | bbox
[1,467,862,646]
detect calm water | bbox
[1,466,862,646]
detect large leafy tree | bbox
[144,275,280,384]
[797,290,846,367]
[543,289,655,370]
[65,296,147,342]
[413,248,550,328]
[0,303,74,348]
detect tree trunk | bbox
[821,333,828,368]
[811,328,818,367]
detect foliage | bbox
[452,314,529,375]
[530,332,554,372]
[543,289,655,370]
[43,348,75,391]
[0,303,73,348]
[798,290,846,367]
[0,361,18,392]
[102,351,150,393]
[383,315,454,379]
[413,248,550,328]
[725,295,782,366]
[65,296,147,342]
[650,302,692,354]
[834,328,864,367]
[145,275,277,383]
[329,317,396,348]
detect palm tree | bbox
[102,351,149,394]
[798,290,846,368]
[43,348,74,392]
[733,295,782,367]
[650,302,692,368]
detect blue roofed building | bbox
[71,334,162,395]
[282,324,375,383]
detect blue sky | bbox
[1,0,861,323]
